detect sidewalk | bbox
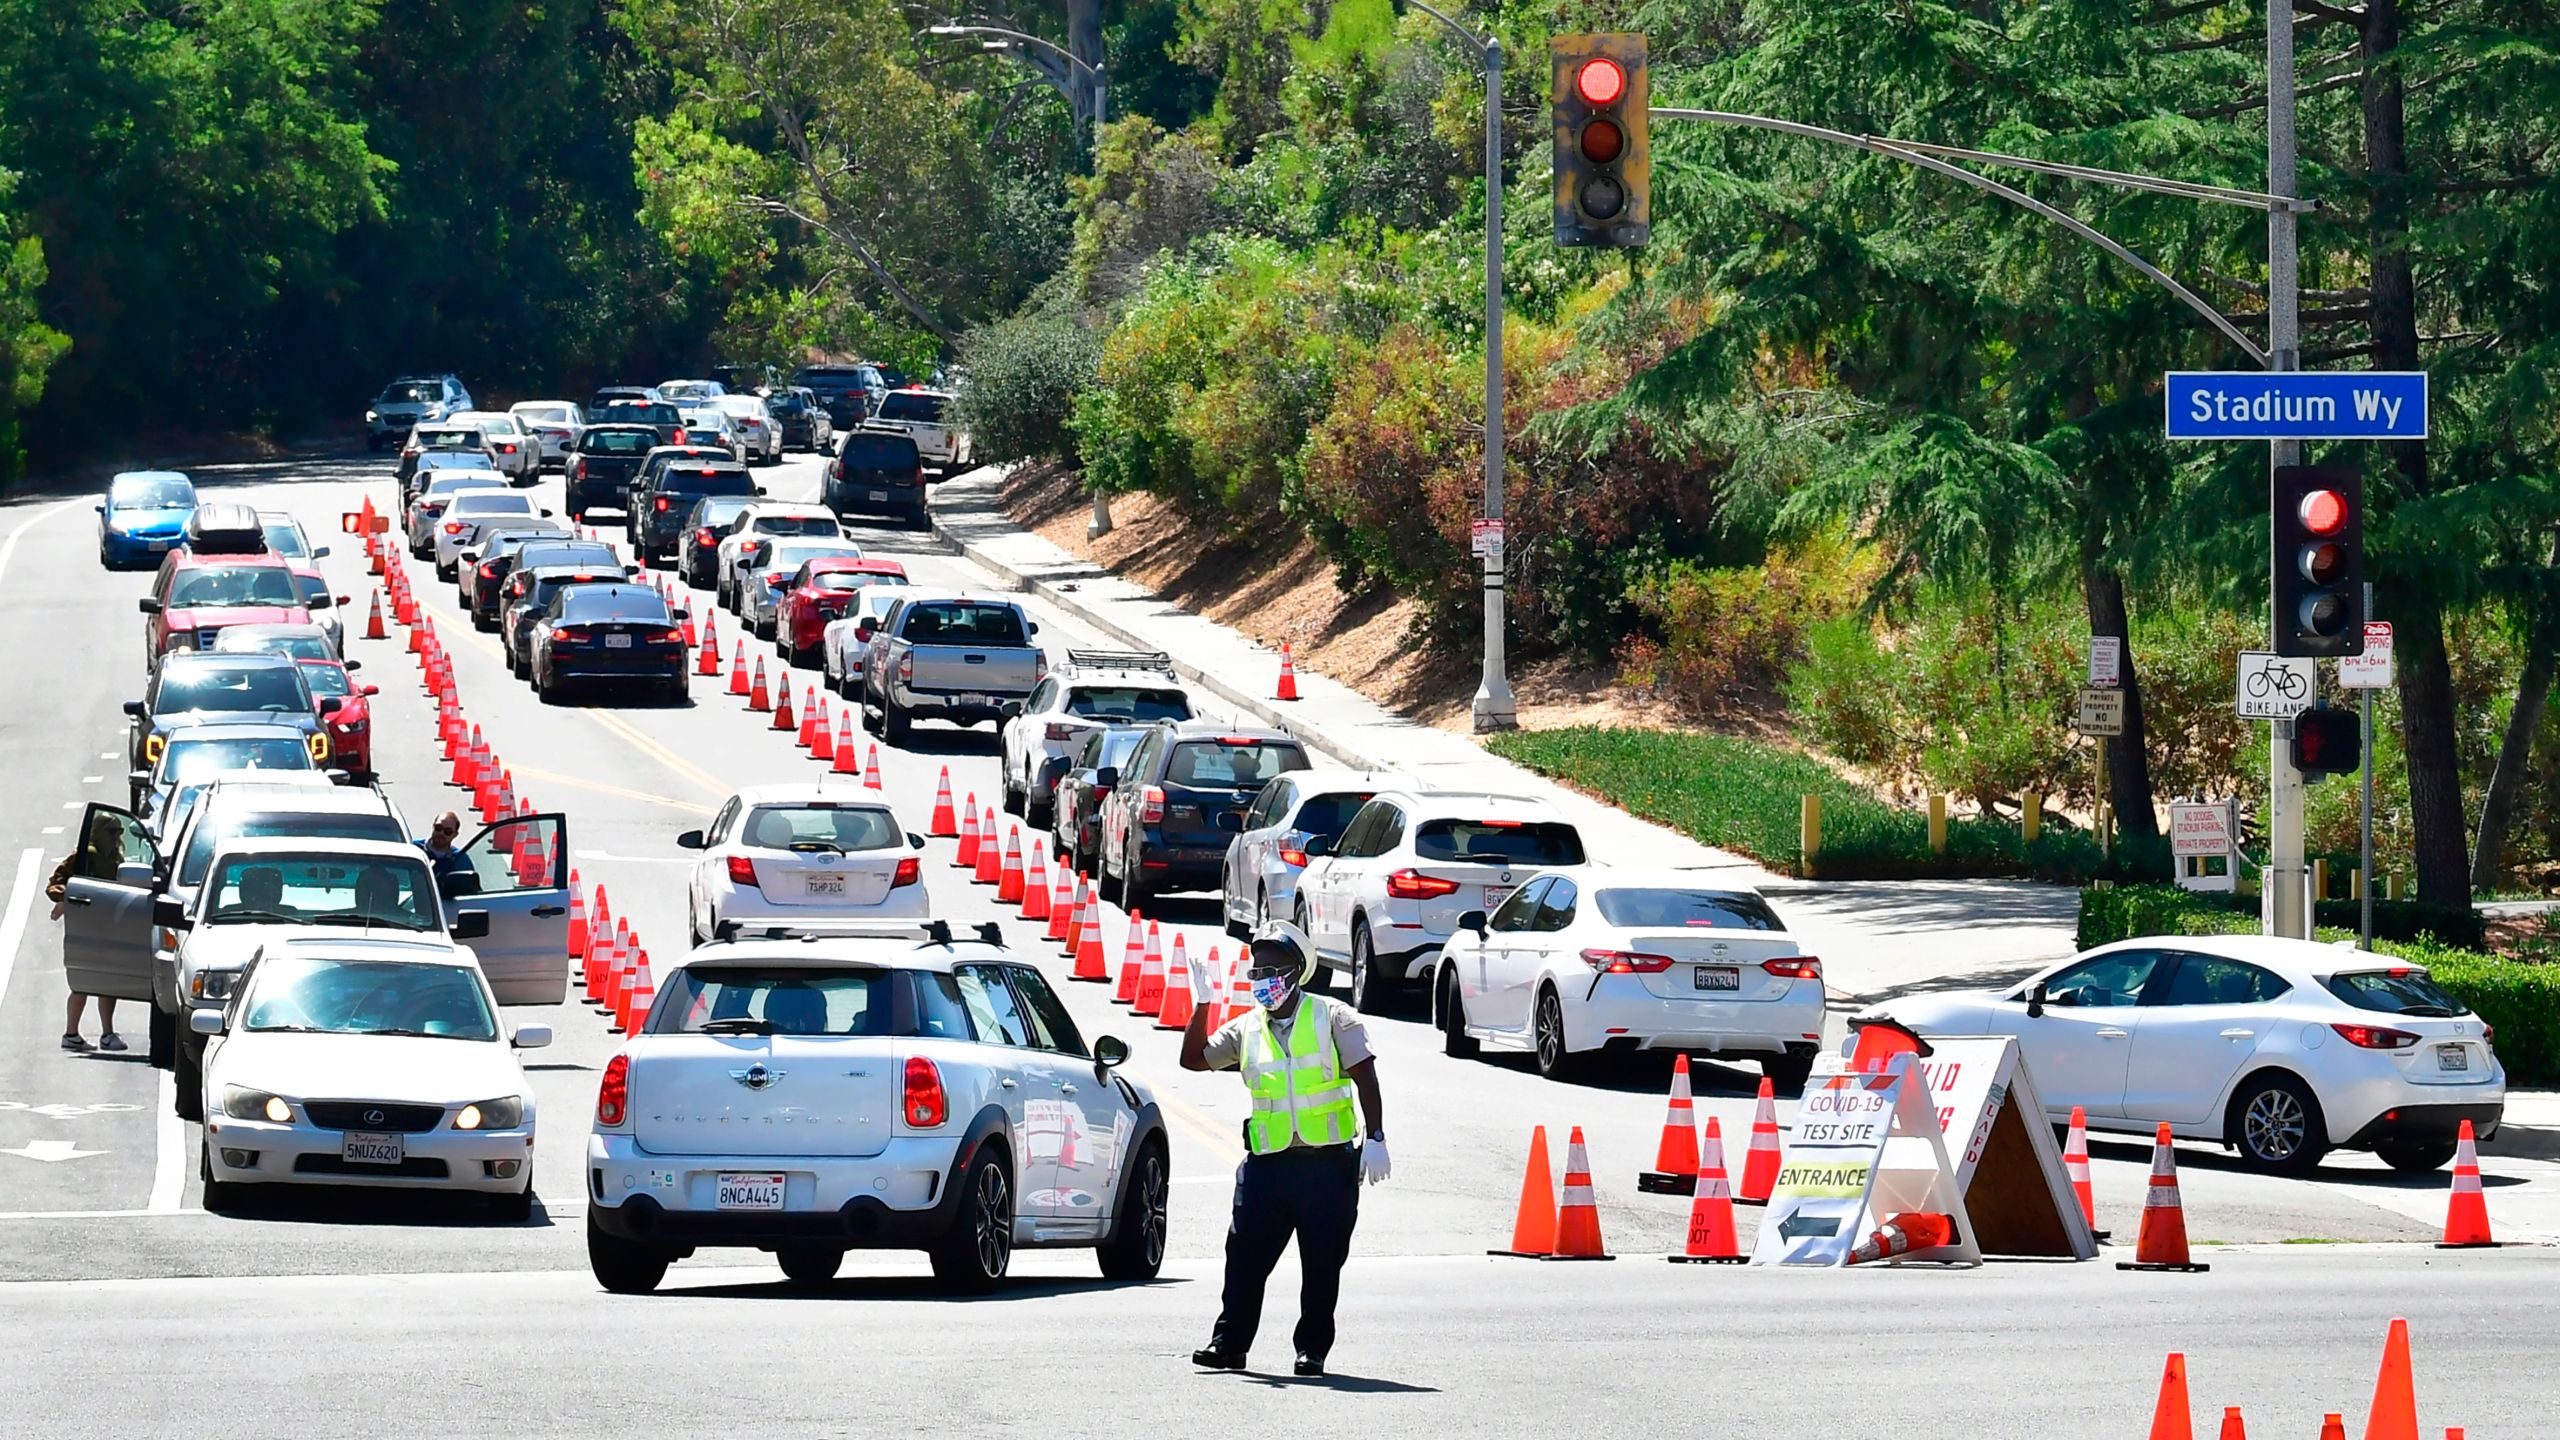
[932,469,2082,1001]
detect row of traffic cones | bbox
[2145,1319,2463,1440]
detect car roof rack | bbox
[1063,648,1178,678]
[712,918,1006,948]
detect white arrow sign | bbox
[0,1139,107,1163]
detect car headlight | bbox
[333,718,368,734]
[454,1095,525,1131]
[222,1087,293,1123]
[190,969,237,1003]
[365,408,380,423]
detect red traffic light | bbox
[1579,116,1624,164]
[1575,57,1625,106]
[2298,488,2348,536]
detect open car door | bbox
[445,813,571,1005]
[59,803,160,1004]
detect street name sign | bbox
[2165,371,2427,441]
[2339,622,2395,689]
[2236,650,2318,719]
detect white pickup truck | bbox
[867,389,972,472]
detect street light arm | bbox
[926,23,1094,78]
[1398,0,1491,56]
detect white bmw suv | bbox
[997,650,1197,826]
[584,923,1171,1294]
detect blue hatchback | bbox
[98,470,199,568]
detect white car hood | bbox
[185,924,451,972]
[1862,990,2000,1036]
[212,1030,527,1106]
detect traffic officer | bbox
[1180,920,1390,1378]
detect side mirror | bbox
[909,833,926,850]
[361,685,381,698]
[674,829,707,850]
[1028,621,1040,635]
[318,697,344,716]
[123,701,147,718]
[1302,835,1331,858]
[538,508,554,518]
[754,485,768,496]
[138,598,162,614]
[152,897,189,930]
[1094,1035,1129,1069]
[188,1007,226,1037]
[312,545,331,559]
[672,608,689,622]
[342,659,362,672]
[94,503,105,514]
[2025,982,2048,1019]
[450,909,491,940]
[1459,909,1488,937]
[1000,701,1024,719]
[1095,767,1120,790]
[854,622,875,641]
[511,1022,553,1050]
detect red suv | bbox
[139,551,313,669]
[775,556,909,668]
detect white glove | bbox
[1358,1139,1391,1186]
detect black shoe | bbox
[1293,1355,1325,1378]
[1192,1348,1246,1371]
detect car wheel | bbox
[199,1133,243,1214]
[1349,919,1396,1015]
[776,1245,844,1286]
[928,1149,1014,1295]
[587,1221,670,1294]
[2375,1139,2459,1174]
[881,704,911,746]
[1027,791,1053,830]
[1762,1046,1817,1092]
[1114,850,1148,913]
[1438,966,1481,1059]
[2227,1071,2328,1173]
[787,639,814,670]
[1096,1138,1168,1282]
[491,1171,536,1223]
[174,1039,204,1121]
[1001,765,1024,817]
[537,667,563,706]
[147,1004,175,1070]
[1533,985,1581,1081]
[860,696,882,734]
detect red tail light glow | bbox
[1279,847,1309,868]
[2331,1022,2420,1050]
[654,497,670,512]
[572,459,587,480]
[1385,868,1462,900]
[891,857,920,889]
[726,855,760,888]
[596,1053,630,1126]
[651,628,684,644]
[897,652,914,685]
[1762,957,1823,980]
[672,428,688,444]
[550,626,591,643]
[902,1055,947,1127]
[443,522,466,536]
[1140,785,1166,824]
[1581,948,1675,974]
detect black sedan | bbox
[528,583,689,705]
[471,536,626,631]
[677,495,760,590]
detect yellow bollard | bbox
[2351,867,2365,900]
[2021,794,2041,846]
[1928,794,1947,855]
[2312,858,2329,902]
[1800,795,1822,874]
[2387,872,2404,901]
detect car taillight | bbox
[551,626,591,644]
[673,428,688,444]
[596,1053,630,1126]
[1045,721,1078,742]
[443,522,466,535]
[903,1055,947,1127]
[1136,785,1166,824]
[1385,868,1462,900]
[891,857,920,889]
[654,497,669,511]
[897,652,914,684]
[572,459,587,480]
[1279,847,1309,868]
[2331,1022,2420,1050]
[830,460,844,480]
[726,855,760,888]
[1581,948,1677,974]
[478,561,500,579]
[1762,957,1823,980]
[498,442,517,453]
[651,628,684,644]
[695,528,716,547]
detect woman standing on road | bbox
[46,816,126,1053]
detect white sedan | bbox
[195,940,549,1216]
[1434,868,1824,1085]
[679,786,929,943]
[1851,934,2505,1173]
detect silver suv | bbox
[367,375,474,450]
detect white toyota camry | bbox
[1850,934,2504,1173]
[195,940,549,1214]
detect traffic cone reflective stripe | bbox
[1847,1211,1953,1264]
[697,616,722,675]
[617,951,652,1033]
[955,801,981,868]
[1114,912,1146,1003]
[1274,641,1299,701]
[929,769,957,836]
[1040,859,1069,936]
[1155,936,1194,1030]
[566,873,588,960]
[807,700,834,759]
[1134,922,1167,1015]
[2364,1318,2419,1440]
[1669,1117,1744,1263]
[2116,1123,2209,1272]
[583,888,614,993]
[1490,1126,1558,1258]
[1736,1078,1782,1205]
[1547,1127,1612,1260]
[2065,1105,2097,1231]
[2438,1120,2495,1248]
[1639,1054,1701,1194]
[997,828,1025,903]
[2145,1353,2194,1440]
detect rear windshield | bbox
[1291,791,1376,838]
[582,429,657,454]
[559,589,671,624]
[516,405,574,424]
[167,566,299,608]
[739,804,903,851]
[157,663,310,716]
[1068,687,1192,723]
[1165,740,1308,788]
[110,475,195,509]
[515,544,619,572]
[767,391,808,412]
[796,366,878,388]
[604,402,680,424]
[1594,888,1785,930]
[448,493,535,516]
[656,968,889,1036]
[181,810,407,886]
[657,467,753,496]
[691,497,757,528]
[876,393,946,423]
[841,434,920,468]
[2326,970,2466,1018]
[259,523,310,559]
[755,515,840,538]
[215,631,333,662]
[902,601,1028,645]
[807,570,895,593]
[417,428,483,449]
[762,542,854,575]
[1416,819,1587,867]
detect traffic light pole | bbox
[2265,0,2311,940]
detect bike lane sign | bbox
[2236,650,2319,719]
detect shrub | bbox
[1618,531,1881,710]
[950,293,1100,463]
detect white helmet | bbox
[1248,920,1318,987]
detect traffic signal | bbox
[1552,33,1649,248]
[2291,704,2362,781]
[2273,464,2364,658]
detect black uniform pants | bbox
[1211,1142,1360,1362]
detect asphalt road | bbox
[2,450,2554,1434]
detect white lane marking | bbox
[98,752,115,761]
[0,498,79,588]
[570,850,690,864]
[148,1069,185,1214]
[0,1208,161,1222]
[40,827,60,837]
[0,1140,106,1162]
[60,801,79,810]
[0,849,41,1017]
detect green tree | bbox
[0,170,67,484]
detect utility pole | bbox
[2361,581,2377,950]
[2265,0,2310,940]
[1473,31,1515,731]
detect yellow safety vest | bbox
[1238,994,1358,1155]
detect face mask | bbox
[1250,974,1294,1012]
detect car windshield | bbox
[258,522,310,559]
[740,804,903,852]
[876,392,945,423]
[181,810,408,886]
[206,853,439,930]
[583,428,657,454]
[243,958,497,1041]
[840,435,919,468]
[167,566,300,608]
[2326,969,2466,1018]
[1067,687,1191,723]
[158,737,315,785]
[516,405,573,423]
[1594,888,1785,930]
[1166,740,1308,788]
[216,631,333,662]
[558,590,670,624]
[1416,819,1586,866]
[156,663,310,715]
[381,381,441,403]
[476,416,520,435]
[755,515,839,538]
[1290,791,1377,838]
[299,664,353,699]
[111,475,194,509]
[902,601,1027,645]
[656,968,888,1037]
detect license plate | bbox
[868,489,889,502]
[2438,1044,2469,1071]
[1483,885,1513,909]
[605,633,634,648]
[804,873,847,898]
[342,1132,404,1165]
[957,692,991,707]
[147,539,173,551]
[1693,966,1740,991]
[716,1173,786,1210]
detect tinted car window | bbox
[840,433,920,469]
[1165,740,1308,788]
[657,968,887,1036]
[902,601,1029,645]
[1415,819,1585,867]
[1067,687,1192,722]
[953,965,1033,1047]
[655,467,754,498]
[1006,966,1088,1057]
[2326,970,2465,1017]
[1488,877,1549,932]
[875,392,946,423]
[299,665,352,699]
[259,523,310,558]
[2041,951,2163,1008]
[601,402,680,428]
[557,589,672,624]
[2158,955,2292,1006]
[1292,790,1378,839]
[581,428,658,455]
[1531,878,1579,932]
[1593,888,1786,930]
[804,569,898,593]
[753,515,841,538]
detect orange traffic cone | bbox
[450,723,480,788]
[678,606,695,648]
[622,970,655,1037]
[2217,1407,2247,1440]
[807,699,833,759]
[1071,885,1109,980]
[727,639,749,695]
[1490,1126,1559,1258]
[364,589,388,640]
[1735,1077,1782,1206]
[1847,1211,1955,1264]
[973,807,1004,885]
[929,768,957,836]
[2145,1353,2194,1440]
[2065,1105,2099,1234]
[2364,1319,2419,1440]
[2438,1120,2495,1248]
[997,827,1025,903]
[1638,1054,1702,1195]
[1546,1127,1613,1260]
[770,672,793,726]
[748,657,771,711]
[1155,936,1194,1030]
[2318,1416,2345,1440]
[1274,641,1299,701]
[1036,855,1066,933]
[862,744,882,790]
[954,800,981,869]
[1668,1116,1744,1263]
[1113,912,1146,1004]
[616,951,652,1032]
[583,886,614,993]
[512,817,551,887]
[1133,922,1167,1016]
[1021,846,1050,920]
[697,615,722,675]
[2117,1123,2209,1272]
[566,873,589,961]
[831,709,859,773]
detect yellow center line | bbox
[509,763,714,816]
